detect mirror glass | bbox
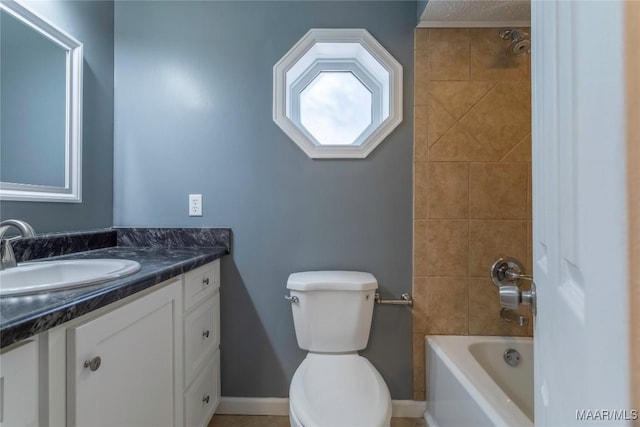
[0,0,83,202]
[1,9,67,186]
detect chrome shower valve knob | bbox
[499,283,537,313]
[499,286,521,310]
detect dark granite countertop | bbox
[0,228,230,349]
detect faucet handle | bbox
[0,240,17,269]
[499,285,521,310]
[499,283,537,314]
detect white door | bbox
[531,1,630,425]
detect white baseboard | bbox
[217,397,427,418]
[392,400,428,418]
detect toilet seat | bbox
[289,353,392,427]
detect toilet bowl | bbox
[286,271,392,427]
[289,353,391,427]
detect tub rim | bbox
[425,335,533,427]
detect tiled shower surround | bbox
[412,28,533,400]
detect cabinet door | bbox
[67,281,183,427]
[0,340,38,427]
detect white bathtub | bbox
[424,335,533,427]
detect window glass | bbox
[300,72,372,146]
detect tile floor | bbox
[208,415,426,427]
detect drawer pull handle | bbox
[202,277,210,286]
[83,356,102,372]
[202,330,210,339]
[203,395,210,404]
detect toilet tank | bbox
[287,271,377,353]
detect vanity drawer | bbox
[184,260,219,311]
[184,352,220,427]
[184,293,220,387]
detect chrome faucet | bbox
[0,219,36,270]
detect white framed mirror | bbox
[273,29,402,159]
[0,0,83,202]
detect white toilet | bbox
[286,271,392,427]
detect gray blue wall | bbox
[0,0,114,233]
[114,1,415,398]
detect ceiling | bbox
[418,0,530,28]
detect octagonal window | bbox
[300,71,373,146]
[273,29,403,159]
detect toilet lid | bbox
[289,353,391,427]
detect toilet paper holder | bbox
[374,292,413,306]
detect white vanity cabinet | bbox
[67,279,183,427]
[61,259,221,427]
[182,261,221,427]
[0,339,39,427]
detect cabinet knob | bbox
[203,395,210,404]
[83,356,102,371]
[202,277,210,286]
[202,330,210,339]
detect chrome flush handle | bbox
[284,295,299,303]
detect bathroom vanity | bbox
[0,228,229,427]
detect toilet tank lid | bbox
[287,271,378,291]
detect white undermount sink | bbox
[0,259,142,297]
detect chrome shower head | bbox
[499,28,531,56]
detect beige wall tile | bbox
[413,333,426,394]
[469,28,530,81]
[415,106,428,162]
[413,24,532,354]
[422,277,469,334]
[501,133,531,162]
[426,220,469,276]
[413,278,429,334]
[416,28,429,50]
[469,220,528,276]
[469,163,528,219]
[428,162,469,219]
[415,49,430,106]
[458,82,531,159]
[429,28,470,81]
[469,278,531,336]
[526,220,533,275]
[428,97,455,146]
[413,390,426,401]
[430,81,496,120]
[414,220,429,276]
[415,162,429,219]
[527,164,532,220]
[429,123,493,161]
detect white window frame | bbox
[273,28,403,159]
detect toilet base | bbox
[289,406,303,427]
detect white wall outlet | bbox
[189,194,202,217]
